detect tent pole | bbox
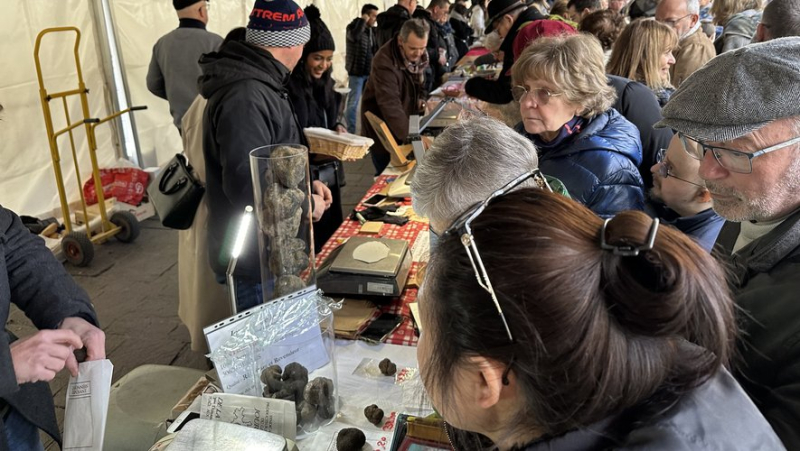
[90,0,144,168]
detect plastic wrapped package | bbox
[250,144,317,303]
[208,289,342,437]
[153,419,289,451]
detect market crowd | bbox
[2,0,800,449]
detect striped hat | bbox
[245,0,311,48]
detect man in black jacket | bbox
[376,0,417,48]
[464,0,545,104]
[199,0,330,311]
[0,206,105,451]
[345,3,379,134]
[414,0,452,91]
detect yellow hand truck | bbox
[34,27,147,266]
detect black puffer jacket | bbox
[464,7,545,104]
[346,18,377,77]
[413,8,449,91]
[199,40,304,281]
[449,16,472,60]
[376,4,411,49]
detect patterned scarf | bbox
[401,46,430,85]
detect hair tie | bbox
[600,216,660,257]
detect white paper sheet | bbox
[200,393,298,441]
[63,359,114,451]
[410,231,430,264]
[353,241,391,264]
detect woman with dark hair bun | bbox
[416,187,784,450]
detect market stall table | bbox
[317,174,428,347]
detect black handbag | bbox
[147,154,205,230]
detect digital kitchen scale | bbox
[317,237,412,297]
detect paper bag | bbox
[63,359,114,451]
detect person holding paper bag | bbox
[0,206,105,451]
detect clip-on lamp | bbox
[227,205,253,315]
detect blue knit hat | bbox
[245,0,311,48]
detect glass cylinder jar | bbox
[250,144,317,302]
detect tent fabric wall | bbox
[113,0,392,168]
[0,0,399,218]
[0,1,116,218]
[110,0,252,169]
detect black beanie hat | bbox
[303,5,335,54]
[174,0,203,10]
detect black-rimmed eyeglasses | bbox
[678,132,800,174]
[655,148,704,187]
[443,169,553,343]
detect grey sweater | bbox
[147,19,222,129]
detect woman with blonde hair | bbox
[607,19,678,107]
[512,33,644,216]
[711,0,762,52]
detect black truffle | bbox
[304,377,334,406]
[299,401,318,424]
[336,428,366,451]
[275,275,307,297]
[260,365,283,395]
[271,146,306,188]
[73,347,88,363]
[378,358,397,376]
[283,362,309,387]
[364,404,384,426]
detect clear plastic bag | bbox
[208,290,343,436]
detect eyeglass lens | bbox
[679,133,752,173]
[512,86,551,105]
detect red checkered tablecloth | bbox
[317,175,426,347]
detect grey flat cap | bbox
[656,37,800,142]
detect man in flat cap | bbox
[657,37,800,448]
[147,0,222,132]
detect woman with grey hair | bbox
[411,117,568,234]
[512,33,645,217]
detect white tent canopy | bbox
[1,0,395,218]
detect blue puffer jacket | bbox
[515,109,645,217]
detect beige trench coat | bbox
[178,95,230,353]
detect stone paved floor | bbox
[6,157,376,450]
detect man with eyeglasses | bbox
[147,0,222,133]
[657,38,800,449]
[647,135,724,251]
[655,0,715,87]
